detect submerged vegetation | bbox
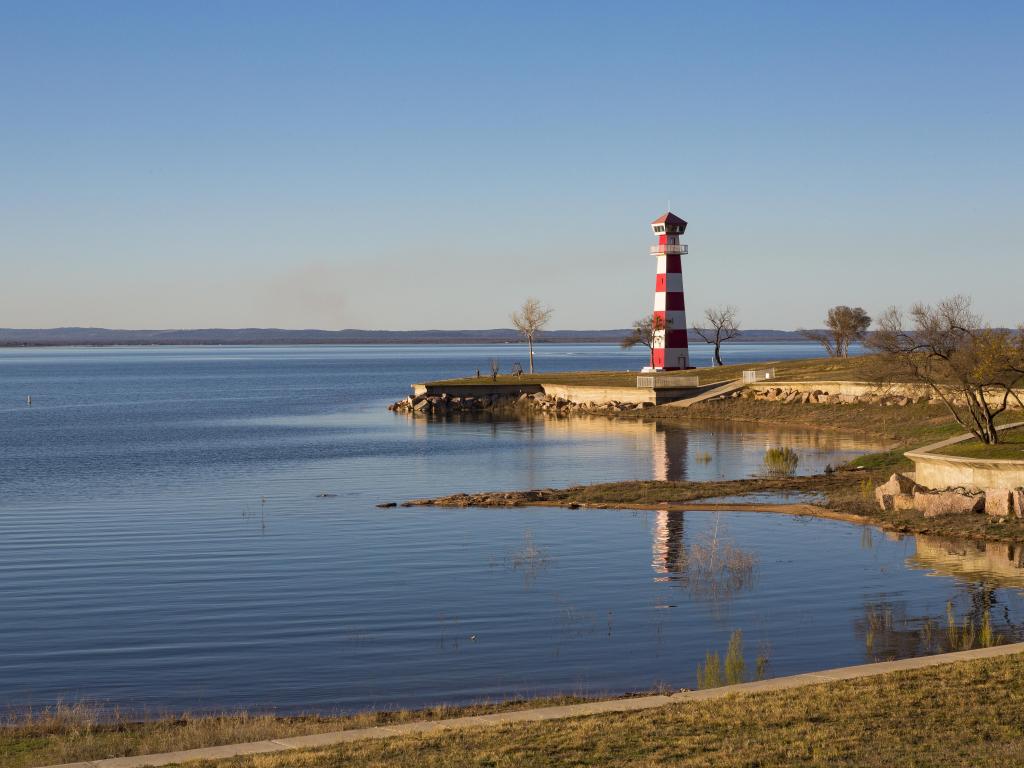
[686,514,758,603]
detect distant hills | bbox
[0,327,816,347]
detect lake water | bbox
[2,342,1023,716]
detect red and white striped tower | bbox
[650,212,690,370]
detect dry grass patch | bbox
[0,696,598,768]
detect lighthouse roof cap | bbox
[651,211,688,228]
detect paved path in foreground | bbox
[43,643,1024,768]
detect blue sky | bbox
[2,2,1021,330]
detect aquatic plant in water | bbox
[687,515,758,603]
[506,530,552,586]
[862,601,1003,658]
[763,447,800,477]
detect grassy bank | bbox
[90,653,1024,768]
[11,655,1024,768]
[426,354,895,389]
[670,396,965,444]
[1,695,615,768]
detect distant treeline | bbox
[0,327,816,347]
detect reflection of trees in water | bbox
[858,585,1023,661]
[652,511,757,604]
[505,529,552,587]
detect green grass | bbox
[150,653,1024,767]
[935,426,1024,460]
[676,397,966,445]
[424,354,898,389]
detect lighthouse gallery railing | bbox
[649,244,688,255]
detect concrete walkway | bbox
[41,642,1024,768]
[664,378,746,408]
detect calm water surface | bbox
[2,343,1023,715]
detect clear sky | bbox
[2,2,1022,330]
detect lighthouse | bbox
[649,212,690,370]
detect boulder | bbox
[875,472,920,512]
[1014,488,1024,518]
[913,488,986,517]
[894,494,918,511]
[985,488,1014,517]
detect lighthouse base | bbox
[652,349,690,370]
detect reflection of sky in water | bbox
[8,342,999,717]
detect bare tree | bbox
[800,306,871,358]
[510,298,553,374]
[869,295,1024,444]
[489,358,500,381]
[693,306,741,366]
[621,315,669,368]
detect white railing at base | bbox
[637,375,700,389]
[742,368,776,383]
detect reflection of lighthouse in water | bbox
[650,423,689,580]
[651,423,689,482]
[651,509,687,583]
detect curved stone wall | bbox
[905,424,1024,490]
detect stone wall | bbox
[744,381,1024,407]
[740,383,930,406]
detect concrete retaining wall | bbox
[906,424,1024,490]
[541,383,701,405]
[413,383,543,398]
[412,382,694,405]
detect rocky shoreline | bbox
[740,384,1022,408]
[388,391,654,415]
[742,386,926,406]
[875,471,1024,518]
